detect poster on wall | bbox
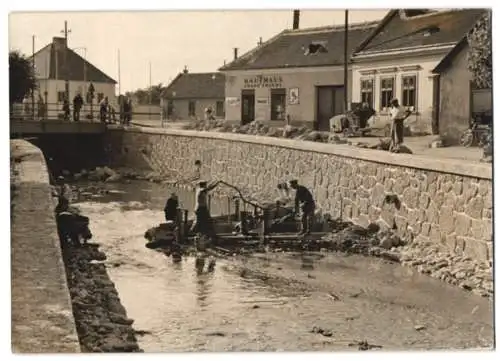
[289,88,299,105]
[256,97,269,105]
[226,97,240,107]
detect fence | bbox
[10,102,161,123]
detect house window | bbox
[57,91,66,103]
[97,93,104,103]
[380,77,395,111]
[188,100,196,117]
[360,78,374,107]
[216,101,225,117]
[401,75,417,110]
[270,89,286,121]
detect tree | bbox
[9,50,37,106]
[124,83,166,105]
[467,11,492,89]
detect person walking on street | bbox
[389,98,411,152]
[73,93,84,122]
[289,180,315,236]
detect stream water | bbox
[72,180,494,352]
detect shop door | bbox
[316,86,345,131]
[241,90,255,125]
[270,88,286,121]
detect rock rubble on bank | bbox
[181,120,414,154]
[62,243,143,352]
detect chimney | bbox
[233,48,238,60]
[183,66,188,74]
[293,10,300,30]
[258,37,263,46]
[52,36,67,50]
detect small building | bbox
[33,37,117,119]
[432,37,492,143]
[219,20,379,130]
[161,70,225,121]
[350,9,486,135]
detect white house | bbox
[32,37,117,120]
[350,9,485,135]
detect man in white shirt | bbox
[389,98,411,152]
[190,180,220,238]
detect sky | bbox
[8,9,389,93]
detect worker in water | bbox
[190,180,220,239]
[164,193,179,223]
[288,179,316,236]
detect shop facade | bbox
[223,66,351,130]
[219,21,378,130]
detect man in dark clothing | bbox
[164,193,179,223]
[63,97,70,121]
[289,180,315,235]
[73,93,84,122]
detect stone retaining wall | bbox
[105,127,493,262]
[11,139,80,353]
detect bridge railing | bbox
[10,102,161,123]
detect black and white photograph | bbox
[4,1,497,356]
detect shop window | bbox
[401,75,417,111]
[270,89,286,121]
[360,78,374,108]
[216,100,225,117]
[188,100,196,117]
[380,77,394,111]
[57,91,66,103]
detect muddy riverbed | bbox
[70,180,494,351]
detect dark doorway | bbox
[316,85,345,131]
[241,90,255,125]
[431,76,440,135]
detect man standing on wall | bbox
[289,180,315,236]
[389,98,411,152]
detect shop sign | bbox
[256,97,269,105]
[244,75,284,89]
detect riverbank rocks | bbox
[62,242,142,353]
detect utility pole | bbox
[32,35,35,120]
[61,21,71,101]
[148,61,152,120]
[117,49,121,96]
[344,10,349,113]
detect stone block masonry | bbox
[11,140,81,353]
[105,127,493,263]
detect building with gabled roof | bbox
[219,18,379,129]
[161,69,225,121]
[33,37,117,120]
[350,9,487,137]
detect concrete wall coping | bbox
[11,139,81,353]
[109,126,492,180]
